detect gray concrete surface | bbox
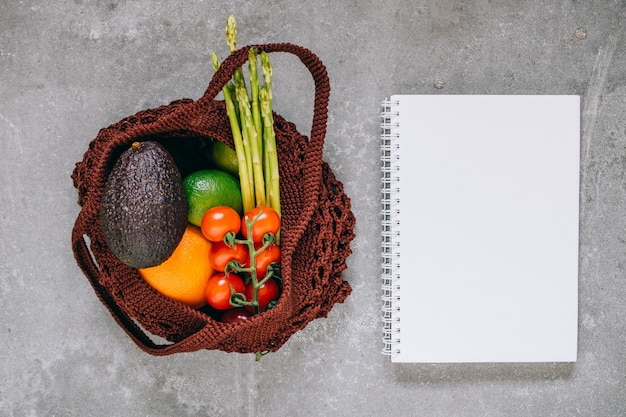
[1,1,625,416]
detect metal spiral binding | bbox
[380,99,401,356]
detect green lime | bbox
[211,140,239,177]
[183,169,243,226]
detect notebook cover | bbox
[383,95,580,363]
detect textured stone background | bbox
[1,1,625,416]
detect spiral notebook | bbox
[381,95,580,363]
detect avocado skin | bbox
[100,141,189,269]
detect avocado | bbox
[100,141,189,269]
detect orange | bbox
[138,225,213,308]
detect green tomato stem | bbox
[228,285,247,308]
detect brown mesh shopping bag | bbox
[70,43,356,355]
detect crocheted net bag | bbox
[71,43,355,355]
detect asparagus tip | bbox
[226,14,237,52]
[260,51,272,75]
[211,52,220,72]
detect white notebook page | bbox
[393,95,579,363]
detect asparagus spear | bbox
[226,14,248,111]
[235,83,266,208]
[221,15,280,217]
[260,87,280,218]
[233,74,254,199]
[260,52,280,216]
[248,47,263,154]
[212,52,254,214]
[226,14,237,52]
[226,14,261,213]
[260,52,273,206]
[260,51,273,108]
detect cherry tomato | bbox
[221,308,252,323]
[201,206,241,242]
[209,241,247,272]
[205,273,245,310]
[241,206,280,243]
[245,278,280,313]
[251,243,281,278]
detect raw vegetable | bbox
[250,243,281,279]
[200,205,241,245]
[245,278,280,313]
[211,52,253,215]
[212,15,281,223]
[209,241,248,272]
[241,206,280,243]
[201,206,281,315]
[221,308,252,324]
[205,272,246,310]
[100,141,188,269]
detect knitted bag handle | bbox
[72,43,331,354]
